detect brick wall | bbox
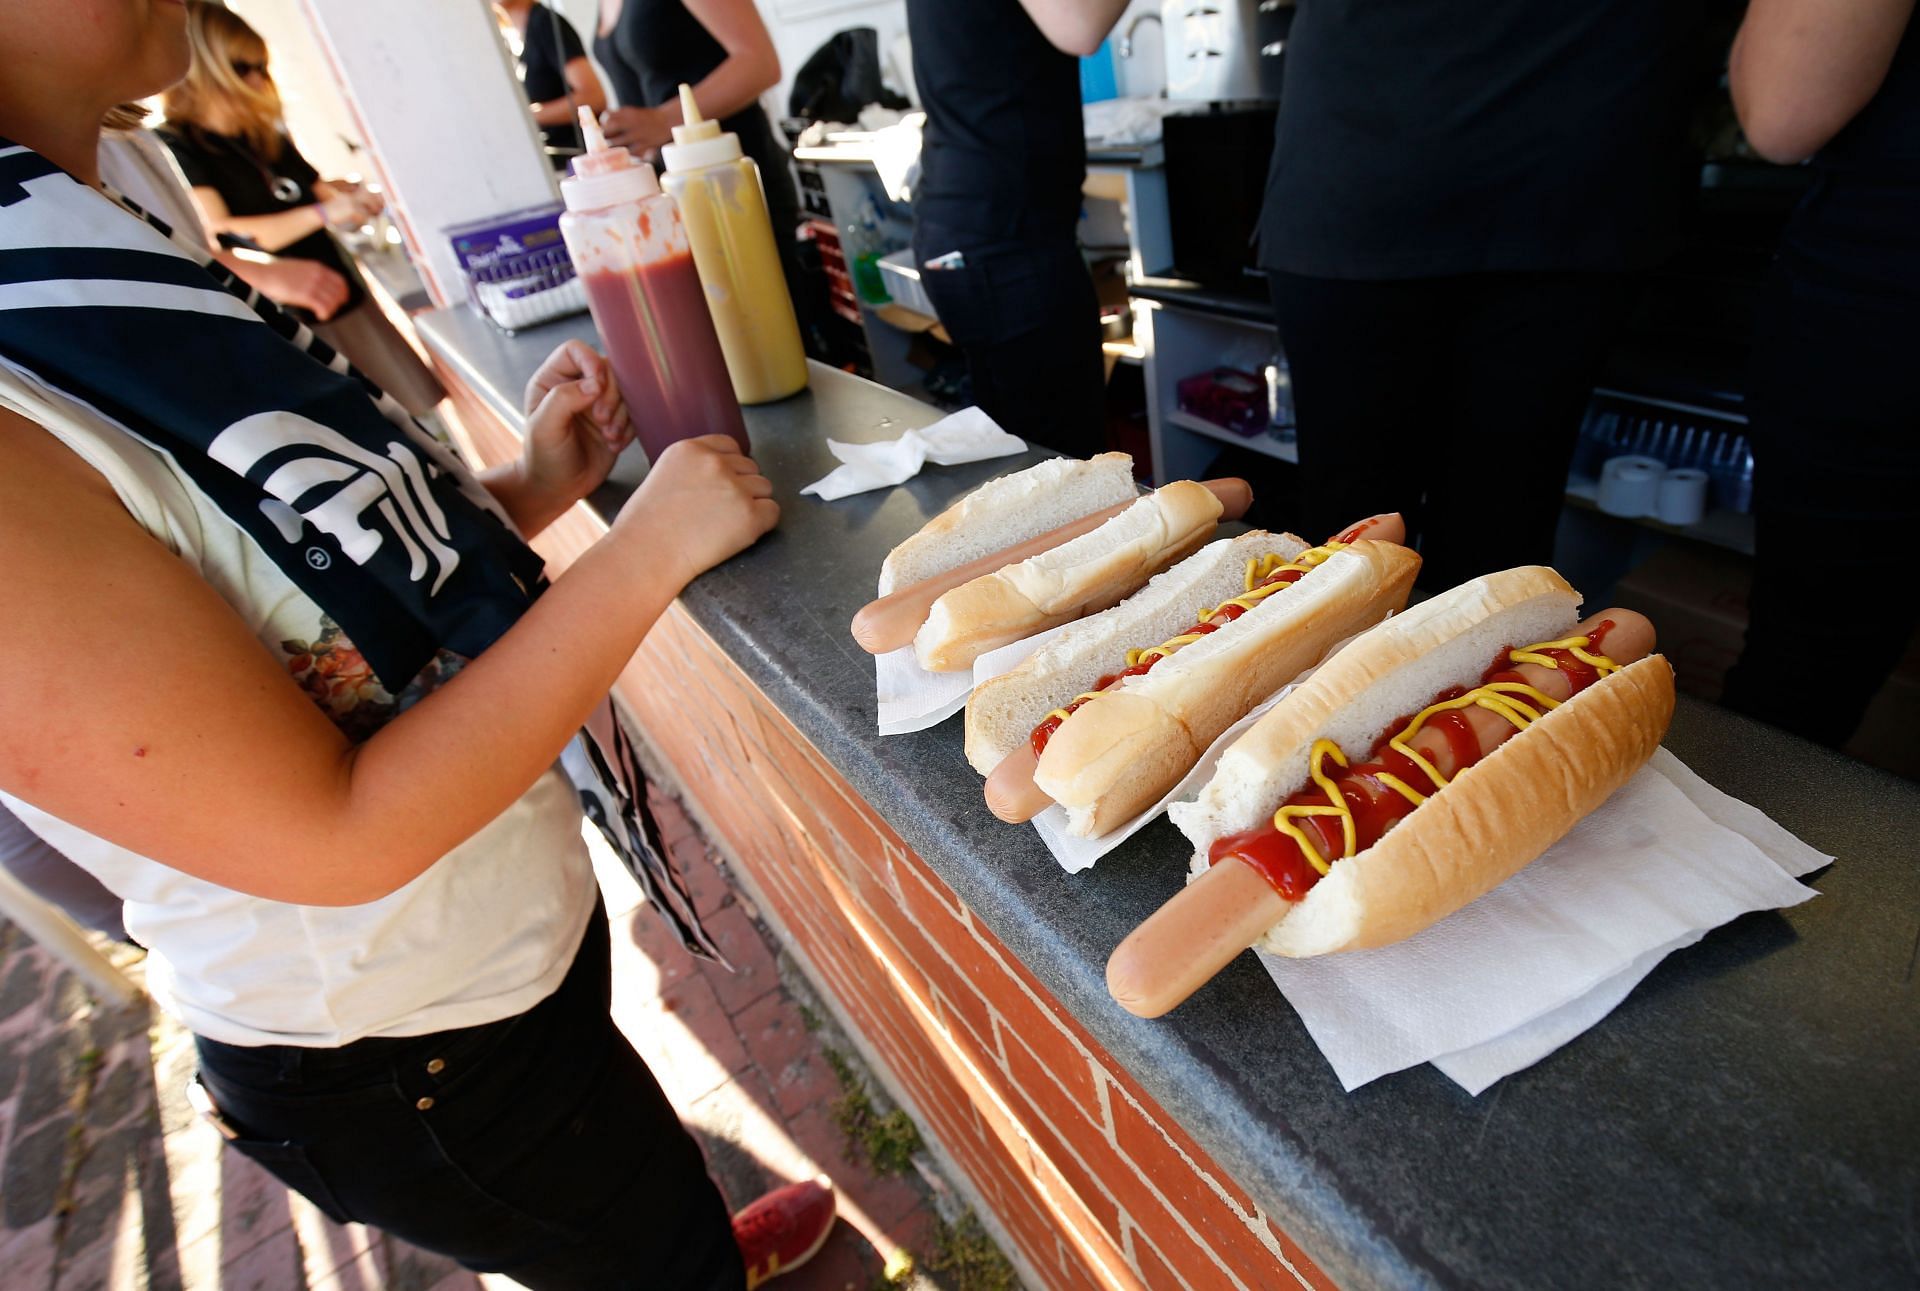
[433,374,1337,1291]
[622,609,1337,1291]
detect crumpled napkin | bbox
[803,406,1025,502]
[1252,748,1828,1093]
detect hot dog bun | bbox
[913,480,1224,672]
[1165,566,1675,959]
[968,536,1420,836]
[878,452,1137,597]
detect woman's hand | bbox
[611,434,778,587]
[600,104,675,152]
[480,341,633,536]
[514,340,636,517]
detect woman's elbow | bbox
[1739,103,1827,166]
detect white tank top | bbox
[0,357,597,1049]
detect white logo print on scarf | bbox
[209,412,461,593]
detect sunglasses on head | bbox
[231,59,270,79]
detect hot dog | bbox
[855,466,1252,657]
[1108,566,1676,1018]
[967,516,1419,836]
[903,478,1245,673]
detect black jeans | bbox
[194,908,743,1291]
[913,222,1107,460]
[1268,269,1633,591]
[1720,179,1920,747]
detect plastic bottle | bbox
[558,107,747,460]
[659,85,809,405]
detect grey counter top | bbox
[417,304,1920,1291]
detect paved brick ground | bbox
[0,787,956,1290]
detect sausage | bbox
[1106,608,1655,1018]
[984,744,1052,823]
[1329,512,1405,546]
[851,478,1252,656]
[981,513,1416,827]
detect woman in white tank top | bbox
[0,3,833,1287]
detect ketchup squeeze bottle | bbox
[559,107,748,460]
[660,84,808,405]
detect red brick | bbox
[1265,1217,1340,1291]
[999,1016,1100,1134]
[1128,1225,1195,1291]
[734,992,815,1084]
[697,905,780,1014]
[1106,1071,1258,1223]
[1013,1095,1122,1245]
[1103,1076,1303,1283]
[769,1050,840,1119]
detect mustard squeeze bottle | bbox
[659,84,809,405]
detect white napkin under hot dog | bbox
[1254,748,1827,1094]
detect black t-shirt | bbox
[906,0,1085,245]
[1259,0,1711,279]
[517,3,587,157]
[591,0,796,227]
[156,123,364,314]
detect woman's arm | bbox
[0,408,773,907]
[1017,0,1131,57]
[600,0,778,151]
[533,57,608,125]
[189,184,363,252]
[1730,0,1916,163]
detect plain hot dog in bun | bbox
[1108,566,1676,1018]
[965,517,1419,836]
[910,478,1234,672]
[852,454,1252,658]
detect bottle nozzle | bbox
[579,105,607,154]
[678,83,702,127]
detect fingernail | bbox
[580,376,598,395]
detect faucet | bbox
[1117,10,1162,58]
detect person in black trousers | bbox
[1259,2,1711,590]
[906,0,1129,459]
[1719,0,1918,749]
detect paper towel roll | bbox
[1598,457,1663,517]
[1656,468,1710,526]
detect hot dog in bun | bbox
[852,453,1252,671]
[1108,566,1676,1017]
[966,514,1419,836]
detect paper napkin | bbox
[803,406,1025,502]
[1252,748,1828,1093]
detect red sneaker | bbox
[734,1176,837,1289]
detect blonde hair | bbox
[101,103,151,133]
[161,1,285,160]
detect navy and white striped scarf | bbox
[0,139,722,964]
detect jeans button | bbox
[415,1096,435,1111]
[426,1058,446,1075]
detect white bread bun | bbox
[964,532,1312,775]
[1036,540,1422,837]
[877,452,1137,597]
[913,480,1224,673]
[1168,566,1676,956]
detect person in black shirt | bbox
[906,0,1129,459]
[157,2,443,416]
[1258,1,1711,590]
[1719,0,1918,750]
[497,0,606,167]
[592,0,803,303]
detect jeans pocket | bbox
[224,1136,356,1226]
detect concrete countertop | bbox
[417,302,1920,1291]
